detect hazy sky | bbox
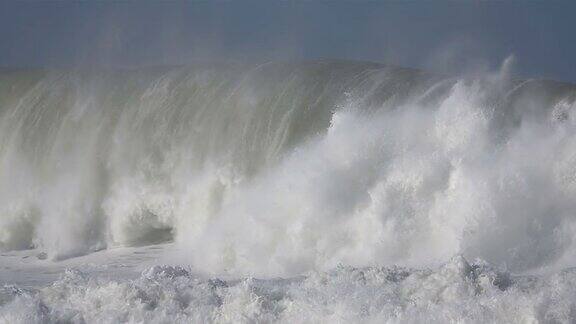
[0,1,574,82]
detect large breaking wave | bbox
[1,59,576,279]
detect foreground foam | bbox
[1,257,575,323]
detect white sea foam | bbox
[2,257,576,323]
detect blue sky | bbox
[0,1,574,82]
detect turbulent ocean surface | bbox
[1,60,576,323]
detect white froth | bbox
[2,258,576,323]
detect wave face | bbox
[0,60,576,276]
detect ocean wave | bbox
[0,60,575,276]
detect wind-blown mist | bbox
[1,60,576,275]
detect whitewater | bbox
[1,59,576,323]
